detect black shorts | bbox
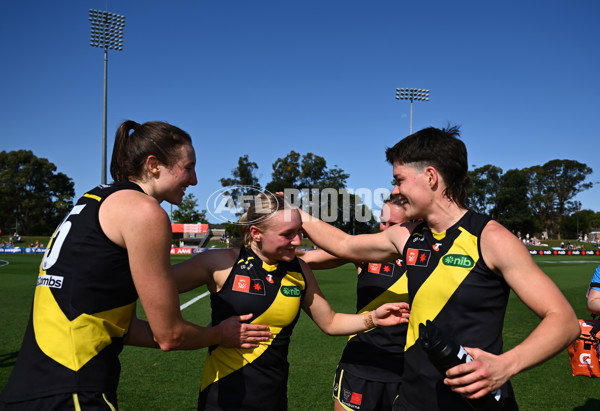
[332,366,402,411]
[0,391,118,411]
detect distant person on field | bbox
[0,120,270,411]
[171,193,410,411]
[298,194,410,411]
[586,265,600,315]
[299,125,579,410]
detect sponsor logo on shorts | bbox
[37,274,64,289]
[341,389,361,410]
[281,285,301,297]
[406,248,431,267]
[442,254,474,268]
[350,392,362,405]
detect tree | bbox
[335,191,378,235]
[265,151,301,193]
[0,150,74,235]
[493,168,538,235]
[265,151,349,193]
[219,155,261,216]
[467,165,502,217]
[527,160,593,238]
[171,193,207,223]
[562,209,600,239]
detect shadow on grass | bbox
[0,351,19,368]
[574,399,600,410]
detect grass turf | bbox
[1,254,600,410]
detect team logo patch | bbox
[367,262,394,276]
[350,392,363,405]
[232,275,266,295]
[280,285,301,297]
[442,254,474,268]
[233,275,251,292]
[406,248,431,267]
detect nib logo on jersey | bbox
[442,254,474,268]
[232,275,266,296]
[36,274,64,289]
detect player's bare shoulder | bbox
[480,219,530,275]
[385,221,419,254]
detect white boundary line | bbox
[180,290,210,311]
[0,260,9,267]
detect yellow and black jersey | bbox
[338,259,408,382]
[198,247,306,411]
[1,181,143,403]
[394,210,517,410]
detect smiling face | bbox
[250,208,303,265]
[159,143,197,205]
[379,202,407,232]
[391,161,433,220]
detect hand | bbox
[372,302,410,327]
[217,313,271,349]
[444,347,513,399]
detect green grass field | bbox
[2,253,600,410]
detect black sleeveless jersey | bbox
[198,247,307,411]
[394,210,517,410]
[338,259,408,382]
[1,181,143,403]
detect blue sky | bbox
[1,1,598,223]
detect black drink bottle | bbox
[419,320,504,411]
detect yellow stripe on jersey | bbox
[405,227,479,350]
[33,286,135,371]
[83,193,102,202]
[346,274,409,341]
[201,270,306,390]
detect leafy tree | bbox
[467,165,502,217]
[335,191,378,234]
[493,168,538,235]
[0,150,74,235]
[562,209,600,239]
[527,160,593,238]
[265,151,301,193]
[171,193,207,223]
[219,155,261,216]
[266,151,349,193]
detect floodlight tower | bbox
[395,88,429,134]
[89,9,125,184]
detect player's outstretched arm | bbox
[297,248,354,270]
[299,208,412,263]
[299,260,409,336]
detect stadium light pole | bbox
[395,88,429,134]
[89,9,125,185]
